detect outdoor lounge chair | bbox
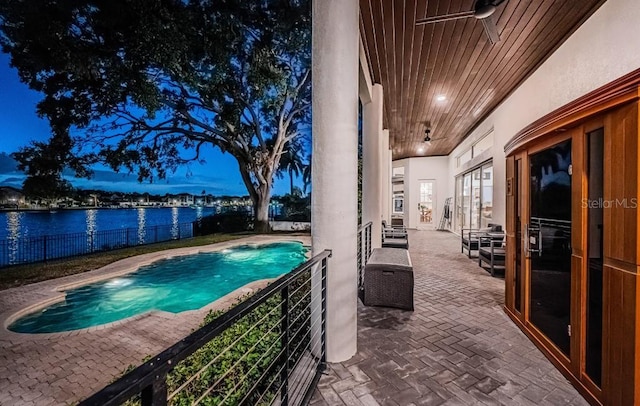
[382,221,409,249]
[461,223,503,258]
[363,247,414,310]
[478,235,506,277]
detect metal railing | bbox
[79,250,331,406]
[357,221,373,290]
[0,222,195,268]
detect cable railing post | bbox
[357,229,363,289]
[280,285,290,406]
[363,227,367,266]
[367,223,372,259]
[140,379,167,406]
[321,256,327,365]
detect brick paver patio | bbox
[1,231,588,405]
[311,229,588,406]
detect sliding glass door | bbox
[455,162,493,232]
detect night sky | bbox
[0,53,297,196]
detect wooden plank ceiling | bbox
[359,0,606,159]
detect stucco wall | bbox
[444,0,640,229]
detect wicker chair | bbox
[363,247,414,310]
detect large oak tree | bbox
[0,0,310,232]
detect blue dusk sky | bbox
[0,53,298,196]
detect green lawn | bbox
[0,233,248,290]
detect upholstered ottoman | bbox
[363,247,414,311]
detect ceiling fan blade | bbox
[416,10,474,25]
[481,14,500,44]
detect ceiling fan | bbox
[415,0,506,45]
[422,124,445,146]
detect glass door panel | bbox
[480,165,493,228]
[528,139,572,356]
[471,169,481,229]
[463,174,471,229]
[586,128,604,386]
[515,158,522,313]
[418,181,435,225]
[455,176,463,231]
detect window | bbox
[456,149,472,168]
[472,131,494,157]
[393,193,404,214]
[454,161,493,231]
[456,131,494,168]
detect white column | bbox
[311,0,359,363]
[362,84,384,248]
[381,130,391,223]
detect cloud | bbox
[0,152,19,174]
[0,176,24,188]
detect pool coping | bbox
[0,234,311,341]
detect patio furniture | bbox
[391,217,404,227]
[382,221,409,249]
[478,234,506,277]
[461,224,503,258]
[363,247,414,310]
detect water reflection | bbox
[137,208,146,244]
[171,207,179,239]
[86,209,97,252]
[196,206,203,224]
[6,212,23,264]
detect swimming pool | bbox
[9,241,307,334]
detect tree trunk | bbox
[289,169,294,195]
[254,189,271,233]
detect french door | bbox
[418,180,435,227]
[510,126,606,398]
[526,138,573,357]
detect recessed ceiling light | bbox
[417,146,425,153]
[436,94,447,102]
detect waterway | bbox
[0,206,272,266]
[0,207,219,241]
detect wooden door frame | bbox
[504,69,640,406]
[577,117,606,400]
[521,132,575,368]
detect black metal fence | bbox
[79,250,331,406]
[0,222,194,267]
[357,221,373,290]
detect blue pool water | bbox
[9,241,307,334]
